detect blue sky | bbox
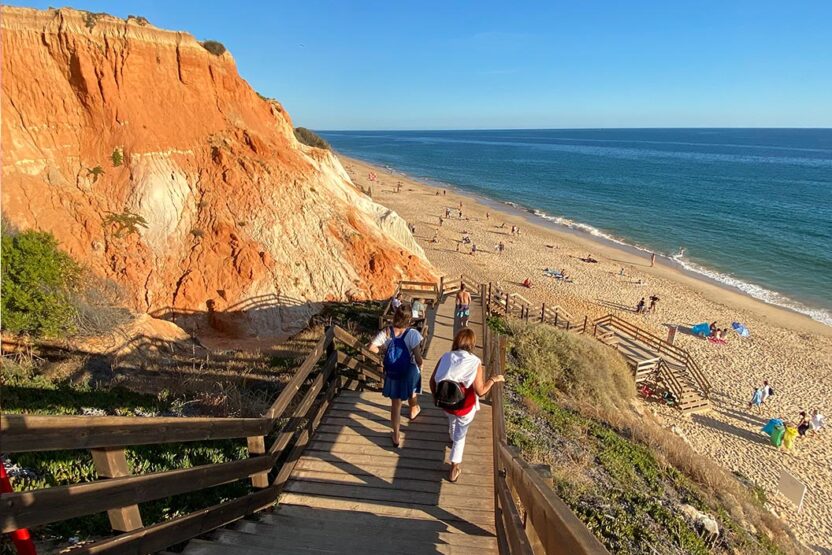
[7,1,832,129]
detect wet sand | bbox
[343,155,832,551]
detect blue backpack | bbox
[383,328,412,378]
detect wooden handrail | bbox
[0,455,273,533]
[0,415,272,453]
[0,324,382,554]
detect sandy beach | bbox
[343,156,832,551]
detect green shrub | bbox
[1,230,80,337]
[201,40,227,56]
[294,127,330,150]
[87,166,104,183]
[103,211,148,238]
[111,147,123,167]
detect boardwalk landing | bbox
[182,293,497,554]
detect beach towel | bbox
[691,322,711,336]
[770,424,785,447]
[732,322,750,337]
[707,337,726,345]
[782,426,798,450]
[761,418,783,436]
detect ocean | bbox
[319,129,832,326]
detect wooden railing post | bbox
[505,293,511,315]
[246,436,269,488]
[554,310,559,328]
[583,315,588,334]
[91,447,143,532]
[540,303,545,322]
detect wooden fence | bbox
[0,326,382,555]
[480,284,610,555]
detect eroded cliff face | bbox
[1,7,434,340]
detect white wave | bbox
[516,204,832,327]
[671,253,832,327]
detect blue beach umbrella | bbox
[732,322,750,337]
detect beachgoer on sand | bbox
[368,306,424,447]
[430,328,504,482]
[456,284,471,328]
[761,380,774,404]
[445,208,451,218]
[648,294,660,313]
[498,241,505,254]
[651,253,656,267]
[749,386,765,413]
[471,244,477,255]
[522,278,532,288]
[811,409,826,435]
[636,297,646,313]
[798,411,811,436]
[486,212,490,220]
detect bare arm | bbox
[412,345,424,367]
[473,363,505,397]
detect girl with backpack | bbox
[368,306,424,447]
[430,328,504,483]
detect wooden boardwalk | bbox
[183,293,497,554]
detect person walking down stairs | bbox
[369,306,424,447]
[456,283,471,328]
[430,328,504,483]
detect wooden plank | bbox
[265,328,333,420]
[91,448,143,532]
[232,519,497,549]
[214,526,495,554]
[304,439,493,464]
[315,422,491,442]
[283,480,491,512]
[289,468,493,496]
[496,475,534,555]
[310,431,492,454]
[499,442,609,555]
[279,493,496,529]
[71,486,277,555]
[0,414,272,453]
[1,455,272,533]
[267,351,336,458]
[293,456,492,480]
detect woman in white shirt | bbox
[430,328,504,482]
[369,306,424,447]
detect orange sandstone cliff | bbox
[1,7,434,340]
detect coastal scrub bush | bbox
[111,147,123,167]
[1,230,81,337]
[201,40,227,56]
[103,210,148,238]
[87,165,104,183]
[294,127,330,150]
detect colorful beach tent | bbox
[732,322,750,337]
[691,322,710,336]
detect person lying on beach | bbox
[522,278,532,288]
[581,254,599,263]
[709,321,719,336]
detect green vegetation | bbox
[1,231,81,337]
[111,147,123,167]
[87,165,105,183]
[82,11,107,31]
[201,40,227,56]
[127,15,150,26]
[103,210,148,238]
[500,319,799,554]
[294,127,330,150]
[1,365,250,544]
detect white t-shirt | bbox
[434,350,482,412]
[371,327,423,364]
[811,413,826,431]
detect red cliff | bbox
[1,7,434,340]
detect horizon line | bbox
[316,126,832,133]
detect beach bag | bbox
[770,425,785,447]
[434,380,467,410]
[383,328,412,379]
[768,387,775,397]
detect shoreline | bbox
[343,154,832,549]
[348,154,831,337]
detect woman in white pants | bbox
[430,328,504,482]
